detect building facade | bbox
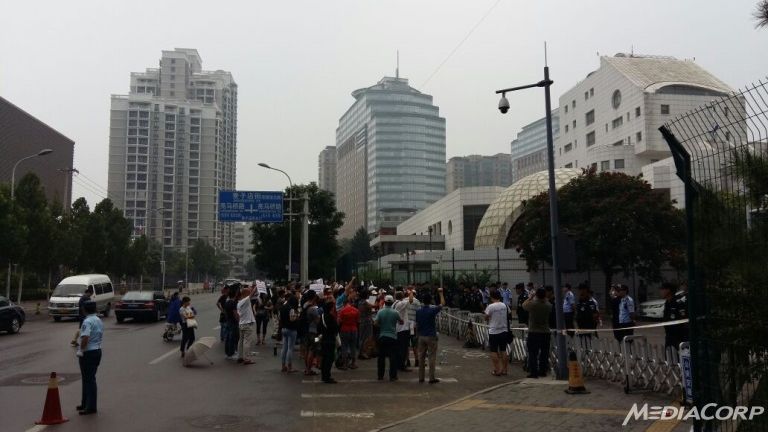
[397,186,505,251]
[107,48,238,252]
[554,53,732,175]
[335,75,446,238]
[318,145,337,195]
[446,154,512,193]
[0,97,75,206]
[510,110,560,183]
[230,222,254,277]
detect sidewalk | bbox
[374,376,692,432]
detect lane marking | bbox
[301,392,429,399]
[149,348,181,365]
[444,399,627,416]
[302,377,458,384]
[25,425,47,432]
[213,326,220,330]
[300,411,374,418]
[645,402,682,432]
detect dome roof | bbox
[474,168,581,248]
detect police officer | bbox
[660,282,688,351]
[77,301,103,415]
[514,283,529,325]
[562,283,576,337]
[575,283,599,348]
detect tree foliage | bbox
[349,226,374,264]
[755,0,768,28]
[251,182,344,281]
[508,170,686,297]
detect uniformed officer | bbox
[660,282,689,351]
[562,283,576,337]
[514,283,529,325]
[575,283,599,348]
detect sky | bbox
[1,0,767,205]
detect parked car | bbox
[115,291,168,323]
[48,274,115,321]
[638,290,684,320]
[0,296,25,334]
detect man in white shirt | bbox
[393,291,412,372]
[484,291,510,376]
[236,285,257,365]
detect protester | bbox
[523,288,552,379]
[404,286,422,367]
[166,291,182,333]
[76,300,103,415]
[374,295,403,381]
[414,288,445,384]
[224,284,240,359]
[216,286,229,342]
[179,296,196,358]
[544,285,556,330]
[236,286,257,365]
[485,290,510,376]
[337,296,360,370]
[515,283,529,325]
[612,284,636,343]
[660,282,688,350]
[393,291,412,372]
[71,287,94,347]
[562,283,576,337]
[279,296,300,373]
[254,293,272,345]
[318,298,340,384]
[301,291,321,376]
[575,283,599,347]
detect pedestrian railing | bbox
[439,309,683,396]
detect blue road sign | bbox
[218,190,284,223]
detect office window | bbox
[586,131,596,146]
[600,160,610,171]
[584,91,589,100]
[614,159,625,169]
[636,131,642,142]
[572,120,576,129]
[591,162,598,170]
[585,110,595,125]
[565,163,573,168]
[564,105,568,114]
[635,107,641,117]
[612,116,623,129]
[565,124,569,133]
[613,139,624,146]
[661,104,670,115]
[590,88,594,97]
[564,143,573,153]
[572,100,576,108]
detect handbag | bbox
[186,318,199,329]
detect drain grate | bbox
[0,373,81,387]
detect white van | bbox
[48,274,115,321]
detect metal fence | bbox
[436,308,684,396]
[660,79,768,431]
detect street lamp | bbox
[495,52,568,380]
[258,163,293,283]
[6,149,54,299]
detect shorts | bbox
[410,334,418,348]
[488,332,510,353]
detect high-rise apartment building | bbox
[335,75,446,239]
[318,146,337,195]
[107,48,238,252]
[555,54,731,175]
[446,153,512,193]
[510,111,560,183]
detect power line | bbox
[420,0,503,89]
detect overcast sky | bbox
[2,0,767,205]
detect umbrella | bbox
[183,336,216,367]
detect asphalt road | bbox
[1,293,518,432]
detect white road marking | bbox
[301,378,458,384]
[24,425,47,432]
[300,411,375,418]
[149,348,181,365]
[213,326,220,330]
[301,392,428,398]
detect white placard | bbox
[309,283,325,295]
[255,281,267,295]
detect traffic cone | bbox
[564,350,590,394]
[35,372,69,425]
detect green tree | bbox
[79,198,133,275]
[0,185,28,271]
[508,170,686,299]
[349,226,374,266]
[251,183,344,280]
[756,0,768,28]
[14,174,56,276]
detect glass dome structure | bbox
[474,168,581,248]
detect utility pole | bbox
[300,192,309,286]
[58,168,79,214]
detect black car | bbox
[115,291,168,323]
[0,296,26,334]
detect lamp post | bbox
[6,149,54,299]
[495,55,567,380]
[57,167,79,214]
[258,163,294,283]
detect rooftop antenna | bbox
[396,50,400,79]
[544,41,548,67]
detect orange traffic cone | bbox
[564,350,590,394]
[35,372,69,425]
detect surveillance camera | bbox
[498,95,510,114]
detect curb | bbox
[368,379,523,432]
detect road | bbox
[1,293,517,432]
